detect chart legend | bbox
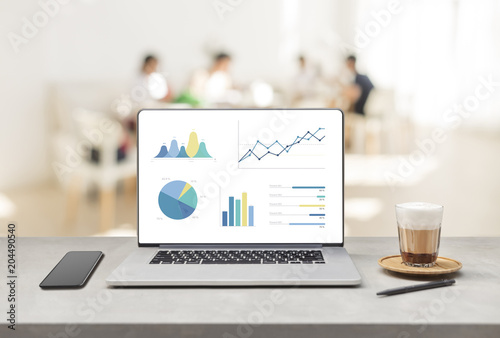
[268,185,326,226]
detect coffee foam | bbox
[396,202,443,230]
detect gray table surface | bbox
[1,237,499,338]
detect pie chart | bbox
[158,180,198,220]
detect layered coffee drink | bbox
[396,202,443,267]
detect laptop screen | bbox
[138,109,343,245]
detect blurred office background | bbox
[1,0,499,237]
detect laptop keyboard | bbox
[149,250,325,265]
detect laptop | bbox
[106,108,361,286]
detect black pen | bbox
[376,279,456,296]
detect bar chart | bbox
[268,185,326,226]
[222,192,255,226]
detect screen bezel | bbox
[137,108,344,247]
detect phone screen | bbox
[40,251,103,288]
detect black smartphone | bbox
[40,251,103,288]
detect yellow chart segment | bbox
[186,132,200,157]
[178,183,193,199]
[242,192,248,226]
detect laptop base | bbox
[106,246,361,286]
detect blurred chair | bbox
[365,89,415,155]
[348,89,397,154]
[49,82,136,233]
[70,109,136,233]
[365,89,395,154]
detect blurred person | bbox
[345,55,374,116]
[188,52,239,106]
[137,54,173,103]
[338,55,374,151]
[328,55,374,151]
[291,55,319,105]
[121,55,173,134]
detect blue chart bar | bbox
[229,197,234,226]
[235,200,241,226]
[292,186,325,189]
[309,214,325,216]
[249,206,254,226]
[222,211,228,226]
[290,223,326,225]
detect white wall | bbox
[0,0,50,190]
[353,0,500,126]
[42,0,345,90]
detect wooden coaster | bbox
[378,255,462,275]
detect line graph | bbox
[238,125,327,169]
[239,128,325,162]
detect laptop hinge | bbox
[159,243,323,249]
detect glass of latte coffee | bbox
[396,202,444,267]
